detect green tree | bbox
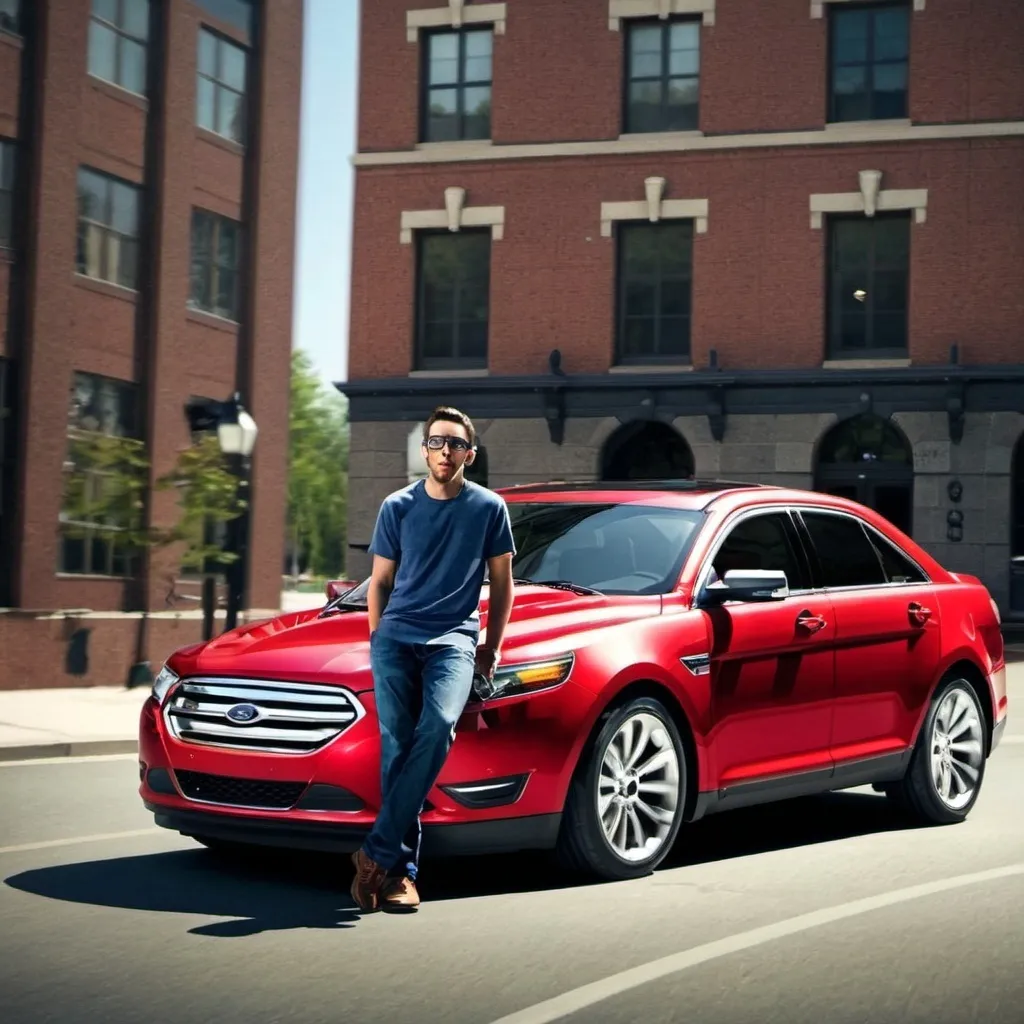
[288,349,349,577]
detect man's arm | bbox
[479,552,514,675]
[367,554,397,633]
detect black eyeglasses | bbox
[425,434,473,452]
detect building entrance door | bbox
[813,414,914,536]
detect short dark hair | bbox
[423,405,476,447]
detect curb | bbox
[0,738,139,762]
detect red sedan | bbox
[138,481,1008,881]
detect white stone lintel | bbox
[407,1,507,42]
[809,170,927,229]
[400,191,505,244]
[609,0,716,30]
[601,181,709,236]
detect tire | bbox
[890,677,988,825]
[556,695,687,881]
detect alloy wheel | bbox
[596,711,681,862]
[930,686,985,811]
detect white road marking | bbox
[0,753,139,768]
[0,828,163,855]
[488,863,1024,1024]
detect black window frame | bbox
[0,138,15,249]
[419,26,493,143]
[826,211,910,360]
[622,16,701,135]
[196,26,248,145]
[87,0,151,97]
[827,1,910,123]
[413,228,491,372]
[614,220,694,367]
[188,208,242,321]
[59,371,144,579]
[0,0,21,36]
[75,165,141,289]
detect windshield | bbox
[323,501,704,612]
[508,502,703,594]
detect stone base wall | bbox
[347,411,1024,616]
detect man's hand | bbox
[475,644,500,681]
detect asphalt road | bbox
[2,666,1022,1024]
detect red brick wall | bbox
[348,138,1024,378]
[356,0,1024,152]
[7,0,299,619]
[0,613,217,690]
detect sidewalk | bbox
[0,685,150,761]
[1,640,1022,762]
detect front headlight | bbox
[472,653,574,702]
[151,665,180,706]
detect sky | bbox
[291,0,360,386]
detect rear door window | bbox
[799,512,887,588]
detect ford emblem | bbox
[225,703,261,724]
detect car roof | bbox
[497,479,764,511]
[497,479,883,517]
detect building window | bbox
[189,209,241,320]
[0,139,14,248]
[827,213,909,357]
[624,19,700,134]
[616,221,693,365]
[828,2,909,122]
[421,28,492,142]
[76,167,140,289]
[197,28,248,144]
[88,0,150,96]
[0,0,21,35]
[194,0,254,38]
[415,231,490,370]
[59,372,143,578]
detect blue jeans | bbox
[362,632,476,880]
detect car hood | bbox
[175,585,663,691]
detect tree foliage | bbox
[288,349,349,576]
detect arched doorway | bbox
[601,420,694,481]
[814,414,914,534]
[466,443,489,487]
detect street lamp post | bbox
[213,394,258,633]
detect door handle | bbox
[908,602,932,626]
[796,610,827,634]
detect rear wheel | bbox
[890,677,987,824]
[556,696,687,880]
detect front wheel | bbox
[890,677,987,824]
[556,696,687,880]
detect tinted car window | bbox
[800,512,887,588]
[866,529,927,584]
[711,512,809,590]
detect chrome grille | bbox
[164,677,365,754]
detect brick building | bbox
[342,0,1024,619]
[0,0,302,688]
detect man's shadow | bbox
[5,845,363,938]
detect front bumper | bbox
[146,801,561,857]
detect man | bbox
[350,406,516,912]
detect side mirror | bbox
[325,579,356,601]
[702,569,789,606]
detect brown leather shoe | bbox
[350,849,387,911]
[381,875,420,911]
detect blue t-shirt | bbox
[369,479,516,649]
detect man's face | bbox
[422,420,474,484]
